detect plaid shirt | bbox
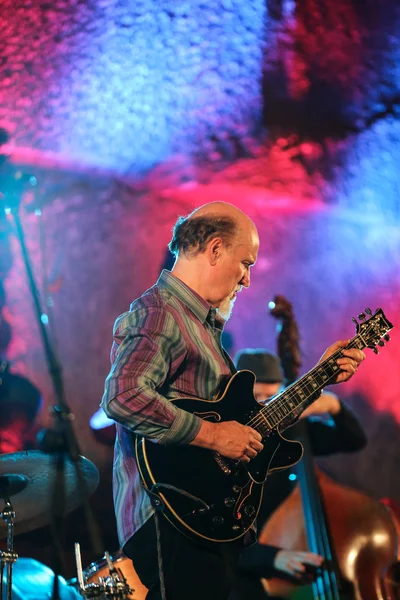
[101,270,235,549]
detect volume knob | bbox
[243,505,255,517]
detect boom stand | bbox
[2,194,103,600]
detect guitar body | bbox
[135,370,303,542]
[135,307,393,544]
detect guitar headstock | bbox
[353,308,393,354]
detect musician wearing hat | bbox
[0,360,42,454]
[230,348,367,599]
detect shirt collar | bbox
[157,270,223,328]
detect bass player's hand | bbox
[273,550,324,578]
[301,390,341,418]
[190,420,263,463]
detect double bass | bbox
[260,296,400,600]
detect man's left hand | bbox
[319,340,365,384]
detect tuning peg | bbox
[373,347,379,354]
[352,317,358,326]
[365,308,372,316]
[378,340,385,347]
[384,334,391,342]
[358,313,366,321]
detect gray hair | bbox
[168,215,238,258]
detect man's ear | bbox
[207,238,223,266]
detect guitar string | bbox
[246,319,381,434]
[253,317,381,428]
[247,340,358,432]
[248,332,370,433]
[249,317,384,433]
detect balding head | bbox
[191,201,253,223]
[168,201,259,309]
[169,202,258,258]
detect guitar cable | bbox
[150,483,211,511]
[154,511,167,600]
[146,484,210,600]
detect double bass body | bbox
[260,469,400,600]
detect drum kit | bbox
[0,202,148,600]
[0,451,147,600]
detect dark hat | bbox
[0,367,42,422]
[235,349,284,383]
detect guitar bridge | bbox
[214,453,232,474]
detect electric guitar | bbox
[135,308,393,543]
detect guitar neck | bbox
[258,335,364,432]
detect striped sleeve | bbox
[101,300,202,445]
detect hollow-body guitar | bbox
[135,308,392,543]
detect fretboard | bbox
[248,335,365,436]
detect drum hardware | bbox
[0,481,18,600]
[74,544,134,599]
[0,452,98,598]
[0,451,99,539]
[3,186,104,599]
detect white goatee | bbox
[217,296,237,321]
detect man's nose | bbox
[240,271,250,288]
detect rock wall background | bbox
[0,0,399,577]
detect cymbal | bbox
[0,450,99,538]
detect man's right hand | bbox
[190,420,263,462]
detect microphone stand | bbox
[3,195,103,599]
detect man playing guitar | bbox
[101,201,365,600]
